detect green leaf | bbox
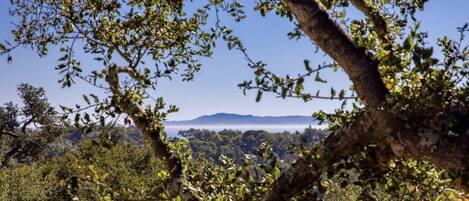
[281,87,287,98]
[294,78,304,95]
[58,54,68,61]
[84,113,90,122]
[302,94,311,102]
[56,64,67,70]
[90,93,99,103]
[422,47,433,58]
[273,75,282,85]
[59,105,71,113]
[83,95,90,104]
[330,87,336,98]
[255,90,263,102]
[100,116,105,127]
[338,89,345,100]
[314,72,327,83]
[304,59,312,72]
[254,69,264,76]
[74,113,81,127]
[403,36,414,50]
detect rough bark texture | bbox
[105,66,201,201]
[284,0,389,109]
[393,127,469,177]
[262,112,380,200]
[262,0,469,200]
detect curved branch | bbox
[391,123,469,183]
[105,66,201,201]
[1,143,21,167]
[262,111,380,200]
[284,0,389,109]
[21,115,36,134]
[113,66,151,85]
[263,102,469,200]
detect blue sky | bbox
[0,1,468,120]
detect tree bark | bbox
[262,111,380,200]
[262,0,469,200]
[283,0,469,177]
[392,127,469,178]
[105,66,201,201]
[284,0,389,110]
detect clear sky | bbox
[0,1,468,120]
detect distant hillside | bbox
[164,113,316,125]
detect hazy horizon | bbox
[165,124,327,138]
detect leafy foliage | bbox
[0,84,64,167]
[1,0,469,200]
[1,126,465,200]
[180,128,327,164]
[0,139,168,200]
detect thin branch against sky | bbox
[0,0,468,120]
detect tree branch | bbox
[263,104,469,200]
[349,0,391,47]
[264,3,393,199]
[391,123,469,183]
[262,111,381,200]
[114,46,133,66]
[284,0,389,109]
[113,66,150,85]
[105,66,201,200]
[1,143,21,167]
[1,130,19,138]
[21,115,36,134]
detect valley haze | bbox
[163,113,322,137]
[164,113,317,125]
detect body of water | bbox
[164,124,327,138]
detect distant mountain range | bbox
[164,113,316,125]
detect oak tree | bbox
[2,0,469,200]
[237,0,469,200]
[1,0,222,199]
[0,84,63,167]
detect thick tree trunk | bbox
[392,127,469,177]
[284,0,388,110]
[262,112,380,200]
[262,0,469,200]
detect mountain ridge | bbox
[164,113,316,125]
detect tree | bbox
[1,0,226,199]
[0,83,63,167]
[239,0,469,200]
[1,0,468,200]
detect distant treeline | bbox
[64,126,329,164]
[179,128,328,164]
